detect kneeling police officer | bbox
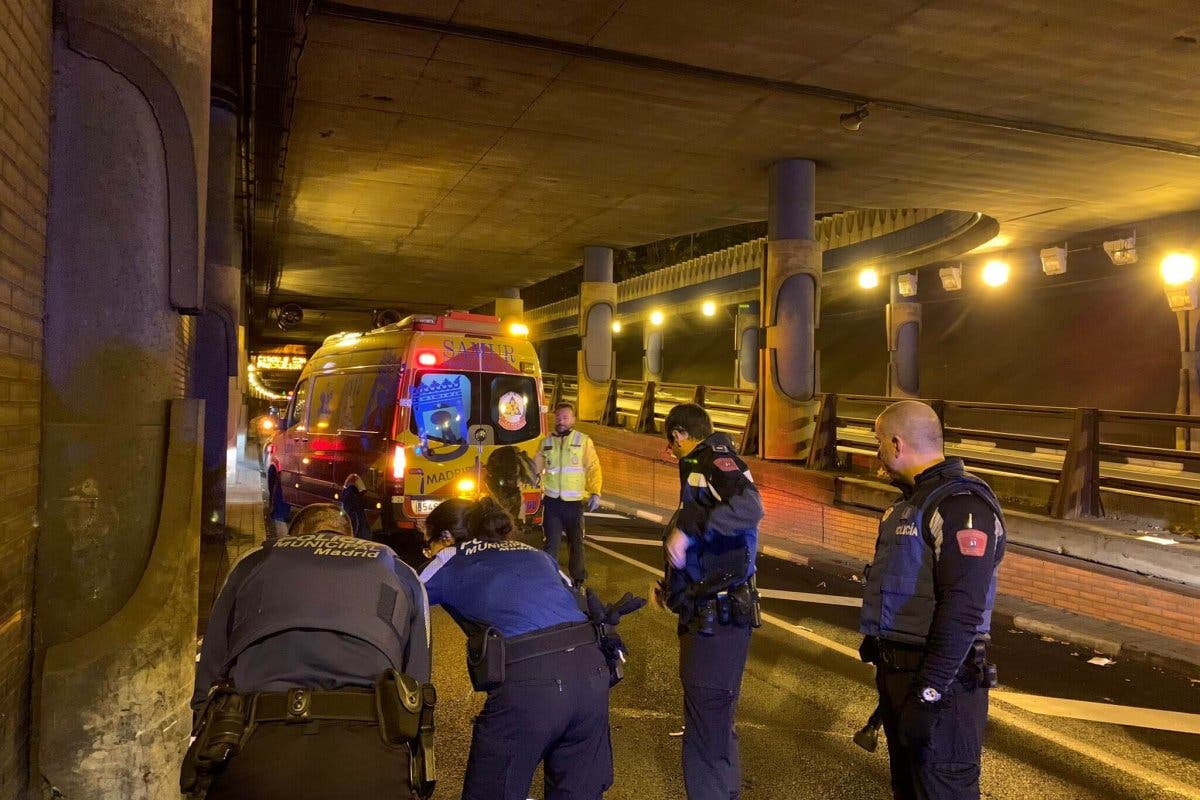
[420,497,642,800]
[184,503,435,799]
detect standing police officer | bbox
[187,504,434,799]
[421,497,637,800]
[859,400,1005,800]
[535,401,603,587]
[658,403,763,800]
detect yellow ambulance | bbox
[265,311,545,558]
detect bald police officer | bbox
[186,504,433,799]
[535,401,603,587]
[859,401,1005,800]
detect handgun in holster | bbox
[375,669,437,799]
[180,681,249,797]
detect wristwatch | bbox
[919,686,942,704]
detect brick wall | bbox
[0,1,50,797]
[584,424,1200,647]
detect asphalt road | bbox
[427,512,1200,800]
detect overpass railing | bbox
[544,374,758,453]
[545,375,1200,520]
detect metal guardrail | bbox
[545,375,1200,520]
[810,393,1200,519]
[545,374,758,454]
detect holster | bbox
[180,682,249,797]
[466,626,506,692]
[729,577,762,629]
[969,640,999,688]
[375,669,437,799]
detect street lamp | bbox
[701,300,717,317]
[611,320,622,334]
[858,268,880,289]
[982,260,1010,287]
[1161,252,1197,286]
[650,310,664,326]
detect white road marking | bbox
[992,691,1200,735]
[589,536,864,607]
[585,538,1200,800]
[584,512,629,519]
[758,588,864,608]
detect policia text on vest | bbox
[186,520,435,800]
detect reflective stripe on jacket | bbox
[541,430,601,500]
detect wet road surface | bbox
[427,512,1200,800]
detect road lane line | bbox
[589,536,866,608]
[991,691,1200,735]
[758,588,864,608]
[589,534,661,547]
[586,538,1200,799]
[584,512,629,519]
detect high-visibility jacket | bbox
[540,430,602,501]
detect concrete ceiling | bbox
[258,0,1200,344]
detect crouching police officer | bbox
[859,401,1005,800]
[657,403,763,800]
[184,503,436,799]
[420,497,642,800]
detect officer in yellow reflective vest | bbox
[535,402,603,588]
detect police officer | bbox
[187,503,434,799]
[421,496,637,800]
[658,403,763,800]
[535,401,603,587]
[858,400,1005,800]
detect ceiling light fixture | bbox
[1039,246,1067,276]
[939,265,963,292]
[839,104,870,132]
[1103,233,1138,265]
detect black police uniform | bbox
[859,458,1005,800]
[421,539,614,800]
[662,432,763,800]
[191,531,432,799]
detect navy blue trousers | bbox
[679,621,752,800]
[463,644,613,800]
[876,667,989,800]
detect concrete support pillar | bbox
[37,1,211,796]
[734,301,759,389]
[196,96,241,534]
[759,159,821,460]
[886,274,921,398]
[577,247,615,421]
[495,288,524,331]
[1174,311,1200,449]
[643,322,663,383]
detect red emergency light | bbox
[392,443,407,480]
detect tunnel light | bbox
[897,273,918,297]
[611,320,622,334]
[650,310,664,326]
[1040,246,1067,276]
[939,265,963,292]
[1161,252,1197,286]
[982,260,1010,287]
[1103,234,1137,266]
[858,268,880,289]
[456,477,476,495]
[701,300,717,317]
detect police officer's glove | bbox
[586,493,601,512]
[897,694,944,750]
[584,589,647,626]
